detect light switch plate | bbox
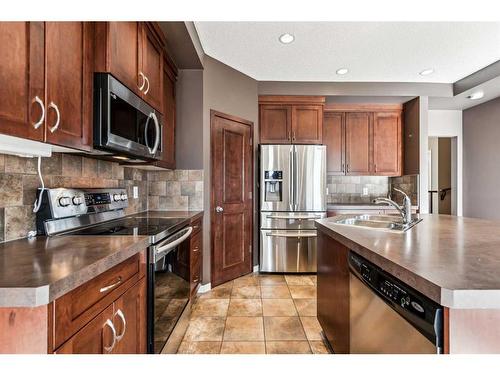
[133,186,139,199]
[362,187,369,196]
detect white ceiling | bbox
[194,22,500,83]
[429,75,500,110]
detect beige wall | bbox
[463,97,500,220]
[175,69,204,169]
[202,56,259,284]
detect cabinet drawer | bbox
[190,255,201,294]
[190,230,202,266]
[191,216,202,235]
[53,253,142,349]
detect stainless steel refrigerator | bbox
[259,144,326,273]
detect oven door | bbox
[94,73,163,160]
[147,226,193,354]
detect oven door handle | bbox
[154,226,193,259]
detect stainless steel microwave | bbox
[93,73,163,161]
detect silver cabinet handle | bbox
[48,102,60,133]
[114,309,126,342]
[32,96,45,129]
[143,76,150,95]
[193,246,199,253]
[99,277,122,293]
[215,206,224,213]
[103,319,117,353]
[138,72,146,91]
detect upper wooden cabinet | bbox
[0,22,44,142]
[292,105,323,144]
[323,104,403,177]
[259,96,325,144]
[345,112,372,175]
[323,112,344,175]
[95,22,165,113]
[373,112,402,176]
[45,22,93,150]
[0,22,93,151]
[259,105,291,144]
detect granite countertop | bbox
[316,214,500,309]
[0,210,203,308]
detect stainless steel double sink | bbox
[329,214,422,232]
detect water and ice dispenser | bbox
[264,170,283,202]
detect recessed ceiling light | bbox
[279,33,295,44]
[467,91,484,100]
[419,68,434,76]
[336,68,349,75]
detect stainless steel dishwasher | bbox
[348,252,443,354]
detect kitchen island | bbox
[316,214,500,354]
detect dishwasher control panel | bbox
[348,252,438,323]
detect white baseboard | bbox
[253,265,259,273]
[197,283,212,293]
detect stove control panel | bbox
[38,188,129,220]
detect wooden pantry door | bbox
[211,110,253,287]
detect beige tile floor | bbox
[177,273,330,354]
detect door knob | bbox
[215,206,224,213]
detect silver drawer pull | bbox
[193,246,199,253]
[99,277,122,293]
[114,309,126,342]
[103,319,117,353]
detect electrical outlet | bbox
[362,187,369,196]
[133,186,139,199]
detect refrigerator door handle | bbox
[266,231,317,238]
[289,146,294,211]
[266,214,323,220]
[293,145,297,210]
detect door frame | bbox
[210,109,254,286]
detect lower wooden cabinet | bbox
[56,278,146,354]
[190,218,203,295]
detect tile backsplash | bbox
[327,175,389,204]
[0,153,204,243]
[147,170,203,211]
[389,174,419,206]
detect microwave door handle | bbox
[150,112,160,154]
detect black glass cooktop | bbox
[69,217,189,243]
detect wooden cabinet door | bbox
[113,278,147,354]
[323,112,345,175]
[141,23,163,112]
[373,112,402,176]
[345,112,372,175]
[157,64,176,169]
[45,22,92,151]
[259,104,291,144]
[292,105,323,144]
[0,22,44,141]
[106,22,142,96]
[55,305,114,354]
